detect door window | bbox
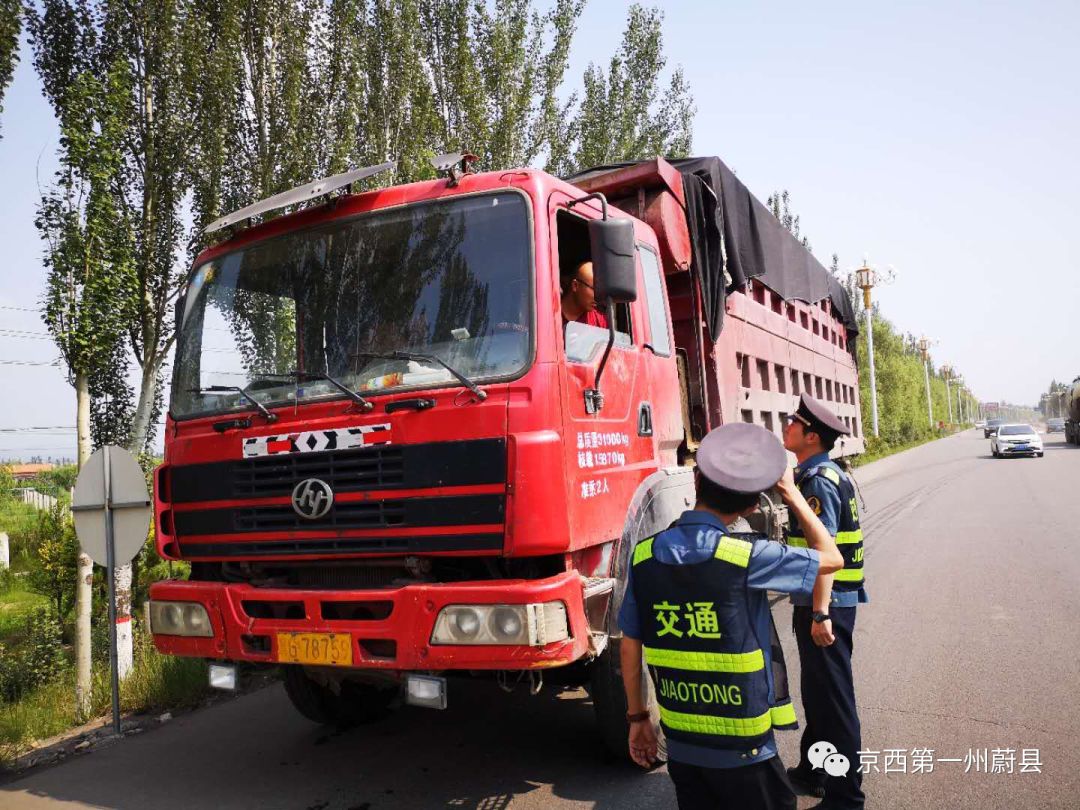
[638,245,670,357]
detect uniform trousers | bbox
[667,755,796,810]
[793,604,865,809]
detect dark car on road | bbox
[1047,417,1066,433]
[984,418,1004,438]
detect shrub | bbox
[26,504,79,618]
[0,608,68,703]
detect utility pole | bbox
[918,336,934,428]
[856,260,880,437]
[942,365,954,423]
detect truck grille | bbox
[178,533,504,558]
[170,438,505,504]
[173,494,505,536]
[231,447,405,499]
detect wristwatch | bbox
[811,611,831,623]
[626,710,651,723]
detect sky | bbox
[1,0,1078,460]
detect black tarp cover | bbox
[565,156,859,343]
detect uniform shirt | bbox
[788,452,869,608]
[618,509,820,769]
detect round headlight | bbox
[490,607,523,640]
[452,609,481,639]
[184,604,207,633]
[163,604,183,631]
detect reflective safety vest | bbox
[787,461,865,592]
[631,532,797,751]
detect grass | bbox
[0,578,48,641]
[0,644,211,767]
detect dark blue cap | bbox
[795,394,850,438]
[697,422,788,494]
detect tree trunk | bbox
[119,358,162,679]
[114,563,134,679]
[74,372,93,721]
[128,358,160,455]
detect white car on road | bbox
[991,423,1043,458]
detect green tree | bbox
[28,2,140,715]
[0,463,14,501]
[31,0,191,456]
[27,503,79,618]
[766,189,811,252]
[31,0,196,685]
[0,0,18,138]
[184,0,588,242]
[548,4,693,175]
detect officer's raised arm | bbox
[777,466,844,574]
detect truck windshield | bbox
[172,192,532,420]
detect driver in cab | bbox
[561,261,609,329]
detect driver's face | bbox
[574,262,597,310]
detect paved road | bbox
[4,430,1079,809]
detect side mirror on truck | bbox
[588,218,637,304]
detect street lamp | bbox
[917,335,934,428]
[856,260,880,437]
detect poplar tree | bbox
[548,4,694,175]
[30,0,190,687]
[0,0,19,137]
[31,33,137,715]
[767,189,811,252]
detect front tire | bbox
[589,638,664,763]
[282,666,396,726]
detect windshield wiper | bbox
[287,371,373,411]
[354,351,487,401]
[189,386,278,423]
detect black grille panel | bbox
[174,494,504,536]
[179,533,504,558]
[233,500,407,532]
[171,438,505,504]
[232,447,405,499]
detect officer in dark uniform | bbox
[783,394,867,810]
[618,422,845,810]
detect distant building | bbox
[9,463,55,481]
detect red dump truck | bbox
[149,155,863,755]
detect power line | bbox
[0,304,38,313]
[0,431,75,436]
[0,330,52,341]
[0,426,75,431]
[0,358,61,367]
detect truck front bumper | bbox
[149,571,591,671]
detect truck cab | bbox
[149,156,861,754]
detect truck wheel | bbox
[588,638,665,764]
[282,666,395,727]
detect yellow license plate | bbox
[276,632,353,666]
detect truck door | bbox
[635,241,682,468]
[549,193,653,551]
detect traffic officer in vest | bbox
[783,394,867,809]
[618,422,844,810]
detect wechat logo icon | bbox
[809,740,851,778]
